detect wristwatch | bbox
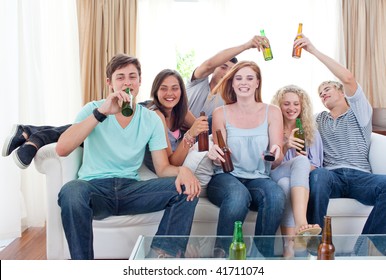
[93,108,107,122]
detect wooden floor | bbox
[0,227,46,260]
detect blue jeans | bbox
[23,124,71,148]
[307,168,386,234]
[207,173,285,256]
[58,177,198,259]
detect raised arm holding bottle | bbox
[187,34,272,122]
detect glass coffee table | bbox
[130,234,386,260]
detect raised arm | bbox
[295,34,357,96]
[192,35,267,80]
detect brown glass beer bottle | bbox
[292,23,303,58]
[216,129,234,173]
[198,111,209,152]
[317,216,335,260]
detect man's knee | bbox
[58,180,89,206]
[309,168,332,197]
[310,168,329,186]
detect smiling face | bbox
[231,66,260,99]
[157,75,181,111]
[280,91,301,122]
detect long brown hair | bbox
[149,69,188,131]
[212,61,262,104]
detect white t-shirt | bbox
[186,76,224,118]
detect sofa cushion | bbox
[93,210,165,228]
[327,198,373,217]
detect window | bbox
[137,0,343,113]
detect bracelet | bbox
[183,130,196,148]
[93,108,107,122]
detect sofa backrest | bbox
[369,133,386,174]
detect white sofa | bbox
[34,132,386,259]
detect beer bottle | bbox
[317,216,335,260]
[292,23,303,58]
[216,129,234,173]
[198,111,209,151]
[259,29,273,61]
[229,221,247,260]
[294,118,306,152]
[121,88,133,117]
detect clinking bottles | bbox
[216,129,234,173]
[198,111,209,152]
[259,29,273,61]
[317,216,335,260]
[294,118,306,152]
[292,23,303,58]
[121,88,133,117]
[229,221,247,260]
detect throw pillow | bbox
[183,135,214,196]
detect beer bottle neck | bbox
[322,217,333,243]
[233,223,244,243]
[216,129,226,149]
[296,118,303,130]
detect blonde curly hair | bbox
[271,85,316,145]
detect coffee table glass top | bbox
[130,234,386,260]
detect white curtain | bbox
[137,0,344,113]
[136,0,176,101]
[0,0,82,239]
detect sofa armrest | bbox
[34,143,83,259]
[34,143,83,183]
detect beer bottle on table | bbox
[292,23,303,58]
[198,111,209,151]
[317,216,335,260]
[229,221,247,260]
[215,129,234,173]
[259,29,273,61]
[121,88,133,117]
[294,118,306,152]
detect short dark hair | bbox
[230,57,238,64]
[106,54,141,80]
